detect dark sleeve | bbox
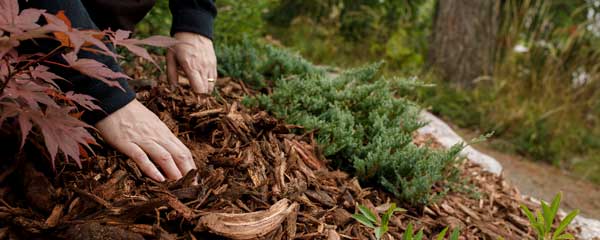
[71,54,136,125]
[169,0,217,39]
[20,0,136,125]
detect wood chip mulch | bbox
[0,78,572,239]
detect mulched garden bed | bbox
[0,77,564,239]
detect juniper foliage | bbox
[218,42,463,204]
[216,40,324,89]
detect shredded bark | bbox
[0,78,575,239]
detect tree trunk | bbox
[427,0,500,88]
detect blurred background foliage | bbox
[135,0,600,184]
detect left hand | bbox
[166,32,217,94]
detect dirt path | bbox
[455,128,600,219]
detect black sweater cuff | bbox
[170,8,214,39]
[81,77,136,125]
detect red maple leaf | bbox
[1,77,59,109]
[0,0,45,34]
[30,65,64,88]
[112,30,178,67]
[62,52,129,90]
[64,91,101,111]
[42,12,115,58]
[3,103,97,168]
[36,106,96,168]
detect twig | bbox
[40,60,70,68]
[68,186,113,209]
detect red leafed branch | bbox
[0,0,45,34]
[0,0,176,169]
[2,103,96,167]
[62,52,129,90]
[111,30,178,67]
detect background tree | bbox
[427,0,501,88]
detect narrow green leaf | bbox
[521,205,545,237]
[550,192,562,219]
[395,207,407,213]
[552,209,580,239]
[449,227,460,240]
[375,226,384,240]
[359,205,379,224]
[403,223,414,240]
[536,210,546,235]
[541,201,553,232]
[381,203,395,227]
[435,227,449,240]
[381,203,406,227]
[352,214,375,228]
[521,205,538,229]
[415,229,424,240]
[387,203,397,214]
[521,206,536,222]
[532,223,545,240]
[548,193,562,236]
[555,233,575,240]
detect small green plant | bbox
[402,223,424,240]
[352,203,406,240]
[402,224,460,240]
[520,192,579,240]
[352,204,462,240]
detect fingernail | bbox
[157,174,166,182]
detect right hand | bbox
[95,99,195,181]
[166,32,217,94]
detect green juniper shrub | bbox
[239,57,463,204]
[216,40,325,89]
[216,40,266,88]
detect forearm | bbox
[18,0,136,125]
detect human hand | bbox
[166,32,217,94]
[95,99,195,181]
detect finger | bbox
[120,142,165,182]
[206,66,217,93]
[138,140,183,180]
[157,138,196,175]
[182,63,207,94]
[172,138,198,170]
[166,50,178,86]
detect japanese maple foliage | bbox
[0,0,177,168]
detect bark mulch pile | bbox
[0,78,565,239]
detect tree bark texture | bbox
[428,0,500,88]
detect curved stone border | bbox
[417,111,503,175]
[417,111,600,239]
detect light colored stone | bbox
[417,111,503,174]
